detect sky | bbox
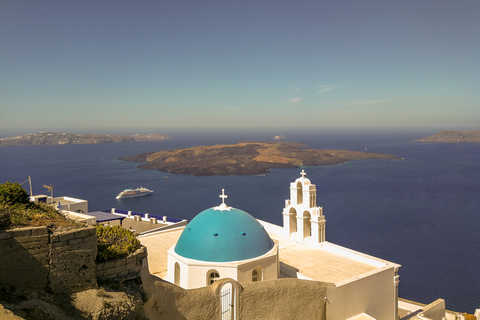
[1,0,479,135]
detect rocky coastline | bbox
[0,132,171,146]
[412,130,480,143]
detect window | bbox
[252,267,263,282]
[252,269,258,282]
[208,270,220,285]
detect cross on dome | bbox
[300,169,307,178]
[214,189,231,211]
[219,188,228,204]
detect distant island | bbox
[412,130,480,143]
[0,132,171,146]
[120,141,401,176]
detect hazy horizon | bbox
[1,1,479,134]
[2,125,477,141]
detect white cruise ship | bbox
[116,187,154,199]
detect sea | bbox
[1,127,479,313]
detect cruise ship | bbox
[116,187,154,199]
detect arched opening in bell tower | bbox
[296,181,303,204]
[289,207,297,234]
[303,211,311,240]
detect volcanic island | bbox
[120,141,401,176]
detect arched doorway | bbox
[174,262,180,285]
[219,281,239,320]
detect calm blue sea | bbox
[1,128,479,313]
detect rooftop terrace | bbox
[139,219,398,285]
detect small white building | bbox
[166,190,279,289]
[31,194,88,213]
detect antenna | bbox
[43,184,53,202]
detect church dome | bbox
[174,205,274,262]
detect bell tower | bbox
[282,170,326,244]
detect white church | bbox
[140,170,452,320]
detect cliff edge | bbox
[0,132,171,146]
[412,130,480,143]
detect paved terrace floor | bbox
[139,228,184,278]
[270,231,380,284]
[139,225,386,284]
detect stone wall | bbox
[96,247,146,282]
[49,226,98,293]
[0,226,98,293]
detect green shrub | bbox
[0,181,31,207]
[96,225,140,262]
[0,204,13,229]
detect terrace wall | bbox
[0,226,98,293]
[96,246,146,282]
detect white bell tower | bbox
[282,170,326,244]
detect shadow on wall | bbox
[0,227,51,290]
[0,226,98,293]
[141,269,220,320]
[141,267,329,320]
[0,226,99,319]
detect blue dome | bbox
[174,207,274,262]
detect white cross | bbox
[219,189,228,205]
[300,169,306,178]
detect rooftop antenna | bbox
[43,184,53,203]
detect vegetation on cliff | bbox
[0,181,76,229]
[412,130,480,143]
[120,141,402,176]
[0,132,171,146]
[0,182,145,319]
[1,182,141,263]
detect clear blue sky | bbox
[1,0,479,135]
